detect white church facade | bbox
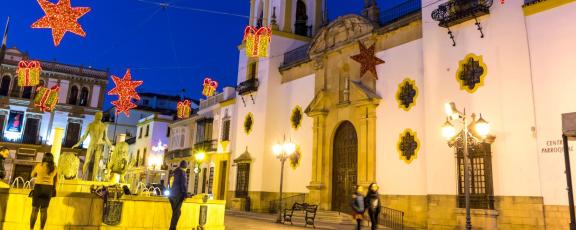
[227,0,576,229]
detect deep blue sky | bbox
[0,0,403,108]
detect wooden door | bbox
[331,121,358,213]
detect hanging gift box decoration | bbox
[177,100,191,119]
[34,85,60,112]
[202,77,218,97]
[243,26,272,58]
[16,60,42,87]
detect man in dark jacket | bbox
[169,160,188,230]
[0,147,9,180]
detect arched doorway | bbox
[0,76,10,96]
[295,0,308,36]
[331,121,358,212]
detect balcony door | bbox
[22,118,40,144]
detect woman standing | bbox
[365,183,381,230]
[30,152,57,230]
[351,185,365,230]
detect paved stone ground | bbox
[224,214,357,230]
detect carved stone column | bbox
[306,111,329,210]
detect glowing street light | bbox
[272,137,296,224]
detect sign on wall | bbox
[6,110,25,133]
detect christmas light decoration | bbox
[16,60,42,87]
[34,85,60,112]
[31,0,91,46]
[108,69,143,117]
[243,26,272,58]
[350,41,385,80]
[202,77,218,97]
[177,100,191,119]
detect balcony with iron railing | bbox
[380,0,422,26]
[194,140,217,152]
[237,78,260,95]
[1,135,44,145]
[431,0,494,28]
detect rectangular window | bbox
[208,167,215,194]
[247,62,257,80]
[145,124,150,137]
[64,122,82,148]
[22,118,40,145]
[167,127,171,137]
[143,148,147,166]
[201,168,208,193]
[222,120,231,141]
[235,163,250,198]
[138,127,143,139]
[136,150,141,166]
[194,172,199,194]
[456,142,494,209]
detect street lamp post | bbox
[442,102,491,230]
[272,139,296,224]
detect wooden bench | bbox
[283,202,318,228]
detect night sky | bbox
[0,0,403,108]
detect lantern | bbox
[202,78,218,97]
[177,100,191,119]
[34,85,60,112]
[243,26,272,58]
[16,60,42,87]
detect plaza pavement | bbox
[224,211,383,230]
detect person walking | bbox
[351,185,366,230]
[365,183,381,230]
[169,160,188,230]
[30,153,58,230]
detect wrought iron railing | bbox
[1,136,43,145]
[237,78,260,95]
[431,0,494,28]
[194,140,217,152]
[379,206,405,230]
[281,44,309,69]
[523,0,546,6]
[380,0,422,25]
[268,193,307,214]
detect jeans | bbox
[368,209,379,230]
[169,193,185,230]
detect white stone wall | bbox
[374,40,426,195]
[525,2,576,205]
[421,0,541,197]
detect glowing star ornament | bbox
[34,85,60,112]
[177,100,191,119]
[350,41,385,80]
[243,26,272,58]
[17,60,42,87]
[202,78,218,97]
[31,0,91,46]
[108,69,143,117]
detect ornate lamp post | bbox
[194,151,206,174]
[441,102,491,230]
[272,139,296,223]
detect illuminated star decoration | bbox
[108,69,143,117]
[31,0,91,46]
[350,41,385,80]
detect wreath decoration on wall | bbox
[244,113,254,135]
[397,129,420,164]
[456,53,488,94]
[396,78,418,111]
[290,106,303,130]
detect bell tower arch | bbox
[249,0,325,37]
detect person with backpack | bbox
[351,185,366,230]
[30,152,58,230]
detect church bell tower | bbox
[249,0,326,37]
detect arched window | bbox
[22,86,33,99]
[254,0,264,27]
[0,76,11,96]
[68,85,79,105]
[11,78,20,97]
[79,87,89,106]
[295,0,309,36]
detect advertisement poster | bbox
[6,110,24,133]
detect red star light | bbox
[31,0,91,46]
[350,41,385,80]
[108,69,143,117]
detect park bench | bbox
[283,202,318,228]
